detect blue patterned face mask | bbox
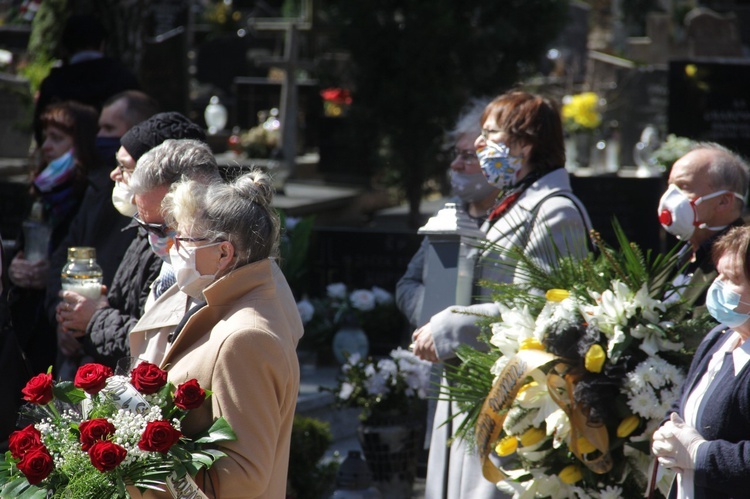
[706,278,750,328]
[476,140,524,189]
[33,150,76,193]
[148,231,176,264]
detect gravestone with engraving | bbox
[669,59,750,160]
[605,65,668,167]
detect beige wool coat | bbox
[129,258,304,498]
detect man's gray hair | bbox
[129,139,221,195]
[693,141,750,201]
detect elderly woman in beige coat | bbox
[129,169,303,498]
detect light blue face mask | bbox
[706,279,750,328]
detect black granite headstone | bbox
[669,59,750,159]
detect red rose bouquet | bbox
[0,363,235,498]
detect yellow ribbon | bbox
[476,353,613,484]
[475,349,556,483]
[546,364,613,474]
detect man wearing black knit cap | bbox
[55,112,209,377]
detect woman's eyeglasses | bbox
[173,236,224,254]
[132,213,172,238]
[452,148,477,163]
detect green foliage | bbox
[18,56,54,95]
[287,416,338,499]
[651,134,696,172]
[320,0,570,224]
[27,0,68,63]
[278,211,314,297]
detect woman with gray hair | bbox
[129,169,304,498]
[396,97,497,328]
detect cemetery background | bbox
[2,0,750,496]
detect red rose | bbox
[88,441,127,472]
[74,363,113,395]
[17,447,53,485]
[21,372,54,405]
[79,418,116,452]
[174,379,206,410]
[138,420,182,453]
[8,424,43,459]
[130,362,168,394]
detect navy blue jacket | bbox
[668,324,750,498]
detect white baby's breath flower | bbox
[371,286,393,304]
[327,282,347,299]
[296,299,315,324]
[350,289,376,311]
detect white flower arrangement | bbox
[295,283,400,354]
[442,224,709,498]
[331,348,432,422]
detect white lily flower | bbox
[630,323,682,356]
[633,284,666,323]
[490,304,537,355]
[545,408,571,449]
[516,372,560,427]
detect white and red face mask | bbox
[657,184,743,240]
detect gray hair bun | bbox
[231,170,274,207]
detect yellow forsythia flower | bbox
[559,464,583,484]
[495,435,518,456]
[576,436,596,454]
[520,427,546,447]
[617,415,641,438]
[519,338,544,351]
[584,344,606,373]
[546,289,570,302]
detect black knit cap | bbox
[120,112,206,161]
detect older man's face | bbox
[667,150,715,202]
[667,149,730,245]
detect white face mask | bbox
[112,181,137,217]
[657,184,742,240]
[449,171,498,204]
[169,241,223,299]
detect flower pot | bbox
[332,324,369,364]
[357,416,422,499]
